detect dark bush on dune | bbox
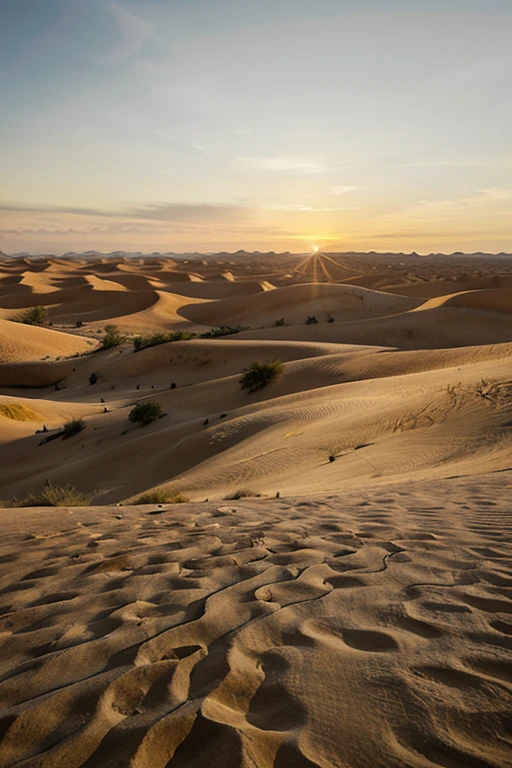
[201,326,247,338]
[129,400,162,426]
[133,331,196,351]
[101,324,125,349]
[13,305,48,326]
[239,360,284,394]
[62,418,86,439]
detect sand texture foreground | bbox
[0,473,511,768]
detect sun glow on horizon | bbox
[313,245,320,253]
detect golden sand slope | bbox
[0,319,95,363]
[1,339,510,504]
[238,304,512,348]
[0,473,510,767]
[414,288,512,315]
[180,283,421,327]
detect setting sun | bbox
[313,245,320,253]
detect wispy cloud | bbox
[102,1,161,64]
[330,186,358,195]
[190,144,209,157]
[393,159,489,169]
[239,156,335,174]
[377,184,512,223]
[264,204,359,212]
[153,129,176,141]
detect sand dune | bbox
[108,291,210,332]
[0,473,510,767]
[180,283,421,327]
[238,304,512,348]
[1,337,510,504]
[385,275,512,298]
[415,287,512,315]
[0,359,79,388]
[154,280,274,301]
[0,318,95,364]
[1,254,511,767]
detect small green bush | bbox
[101,324,125,349]
[306,315,318,325]
[133,331,196,351]
[201,326,247,338]
[129,400,162,426]
[2,481,90,508]
[274,318,287,327]
[89,372,98,385]
[62,418,86,439]
[134,489,189,504]
[239,359,284,394]
[14,305,48,326]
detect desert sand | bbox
[0,251,511,767]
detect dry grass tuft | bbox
[134,489,189,504]
[0,403,41,421]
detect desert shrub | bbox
[224,488,261,500]
[89,372,98,385]
[14,305,48,326]
[133,331,196,351]
[239,359,284,394]
[62,418,86,439]
[306,315,318,324]
[101,324,125,349]
[201,326,246,338]
[129,400,162,426]
[134,489,189,504]
[274,318,287,327]
[2,481,90,508]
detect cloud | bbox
[393,159,489,169]
[264,204,359,212]
[378,184,512,223]
[153,129,176,141]
[330,186,358,195]
[232,127,253,136]
[0,202,249,223]
[189,144,209,157]
[239,156,334,174]
[102,1,161,63]
[127,203,251,224]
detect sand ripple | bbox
[0,473,510,767]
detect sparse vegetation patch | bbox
[224,489,262,500]
[101,324,125,349]
[13,305,48,326]
[62,418,86,439]
[134,488,189,504]
[1,481,90,508]
[129,400,163,426]
[201,326,247,338]
[239,360,284,394]
[133,331,196,351]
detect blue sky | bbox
[1,0,511,253]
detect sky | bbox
[1,0,511,254]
